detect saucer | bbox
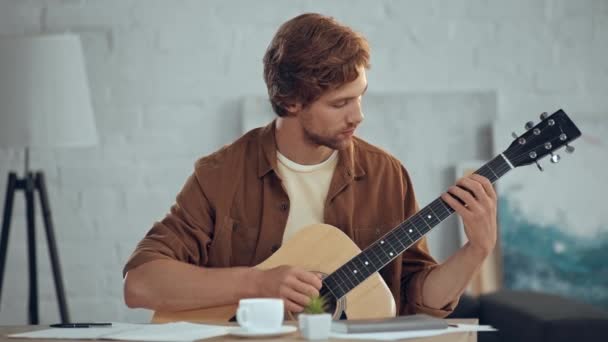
[228,325,297,338]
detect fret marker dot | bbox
[427,215,432,219]
[409,229,413,233]
[353,270,358,274]
[380,240,384,244]
[389,252,394,256]
[364,261,369,265]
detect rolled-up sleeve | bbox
[398,165,459,317]
[122,166,215,277]
[400,239,459,317]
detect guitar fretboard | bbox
[321,154,512,300]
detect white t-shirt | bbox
[276,150,339,242]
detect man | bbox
[123,13,497,317]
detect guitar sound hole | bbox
[322,293,337,315]
[319,285,346,319]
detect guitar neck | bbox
[322,153,513,300]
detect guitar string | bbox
[324,131,575,298]
[326,165,504,296]
[325,156,512,297]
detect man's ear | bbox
[284,102,303,116]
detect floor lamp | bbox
[0,34,98,324]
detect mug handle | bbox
[236,307,250,329]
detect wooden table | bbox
[1,319,477,342]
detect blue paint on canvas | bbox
[499,196,608,309]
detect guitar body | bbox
[152,224,396,323]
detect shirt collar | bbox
[257,119,366,179]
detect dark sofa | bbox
[447,290,608,342]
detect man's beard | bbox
[302,126,351,150]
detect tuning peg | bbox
[512,132,518,139]
[525,121,535,130]
[565,145,575,153]
[540,112,549,120]
[550,153,561,163]
[535,161,544,172]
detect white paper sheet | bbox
[8,322,230,342]
[8,323,140,340]
[102,323,228,342]
[330,324,496,340]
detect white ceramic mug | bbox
[236,298,284,332]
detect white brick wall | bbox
[0,0,606,324]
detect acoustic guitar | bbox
[152,109,581,323]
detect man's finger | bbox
[295,270,323,290]
[447,186,478,211]
[441,192,468,216]
[284,299,304,313]
[283,287,312,308]
[459,178,486,201]
[470,174,496,200]
[290,279,319,298]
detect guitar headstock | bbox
[503,109,581,170]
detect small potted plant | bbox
[298,295,332,340]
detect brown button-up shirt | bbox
[123,121,457,317]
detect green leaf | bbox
[303,295,328,314]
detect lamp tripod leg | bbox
[35,172,70,323]
[0,173,18,306]
[25,173,38,325]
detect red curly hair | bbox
[263,13,371,117]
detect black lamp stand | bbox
[0,149,69,324]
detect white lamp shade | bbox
[0,34,98,148]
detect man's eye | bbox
[332,100,349,108]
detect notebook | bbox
[330,314,449,334]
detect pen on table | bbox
[50,323,112,328]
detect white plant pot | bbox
[298,313,332,340]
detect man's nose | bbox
[348,101,365,125]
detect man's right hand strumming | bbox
[254,265,322,312]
